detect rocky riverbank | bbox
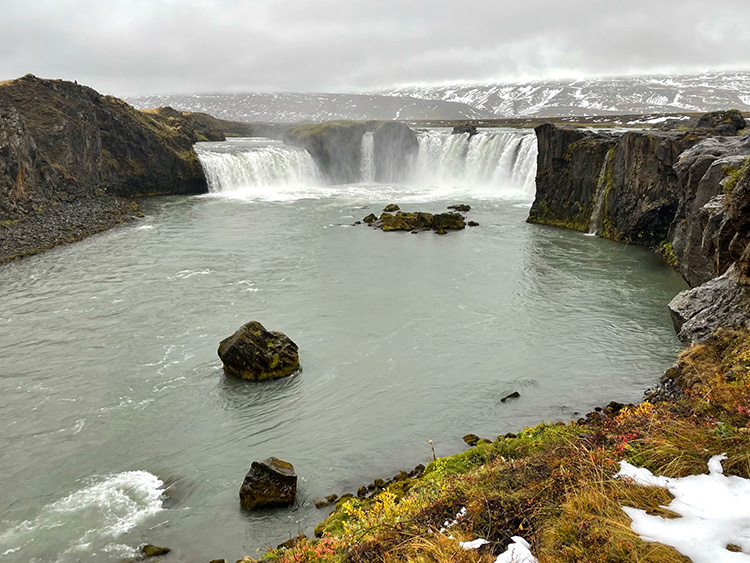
[209,328,750,563]
[0,75,216,264]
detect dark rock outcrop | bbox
[670,135,750,286]
[366,210,466,233]
[528,124,618,232]
[531,113,750,343]
[283,121,367,184]
[239,457,297,510]
[529,123,698,243]
[140,545,171,558]
[452,124,478,137]
[373,122,419,183]
[462,434,480,446]
[696,109,747,136]
[669,267,750,343]
[0,74,209,263]
[218,321,300,381]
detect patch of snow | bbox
[616,454,750,562]
[460,538,489,550]
[494,536,538,563]
[440,507,466,532]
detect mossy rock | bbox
[218,321,300,381]
[239,457,297,510]
[140,544,171,558]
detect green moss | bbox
[527,200,592,232]
[285,120,363,142]
[660,241,678,268]
[597,148,623,241]
[723,157,750,195]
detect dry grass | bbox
[256,330,750,563]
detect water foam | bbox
[0,471,164,562]
[412,130,537,199]
[360,132,375,183]
[196,139,319,196]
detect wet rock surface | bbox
[239,457,297,510]
[218,321,300,381]
[364,205,469,234]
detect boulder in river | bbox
[218,321,300,381]
[239,457,297,510]
[433,212,466,230]
[140,544,171,558]
[463,434,480,446]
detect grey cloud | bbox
[1,0,749,95]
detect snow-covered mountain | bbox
[125,92,495,122]
[126,72,750,123]
[383,72,750,117]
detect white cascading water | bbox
[412,130,538,198]
[194,130,537,201]
[196,139,319,194]
[360,132,375,183]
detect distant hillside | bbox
[383,71,750,117]
[125,92,495,123]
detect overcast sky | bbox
[2,0,749,96]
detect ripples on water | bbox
[0,139,687,562]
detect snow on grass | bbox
[459,538,489,549]
[494,536,538,563]
[456,536,537,562]
[616,454,750,562]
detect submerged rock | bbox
[364,208,467,234]
[239,457,297,510]
[463,434,480,446]
[433,212,466,230]
[140,544,171,558]
[218,321,300,381]
[501,391,521,402]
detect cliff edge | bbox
[528,113,750,342]
[0,74,209,263]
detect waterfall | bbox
[588,148,615,234]
[360,132,375,183]
[195,130,538,201]
[195,139,319,193]
[412,129,537,198]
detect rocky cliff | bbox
[283,120,418,184]
[529,113,750,343]
[0,74,210,262]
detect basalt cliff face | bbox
[0,75,210,262]
[283,120,418,184]
[529,113,750,343]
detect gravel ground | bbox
[0,196,141,265]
